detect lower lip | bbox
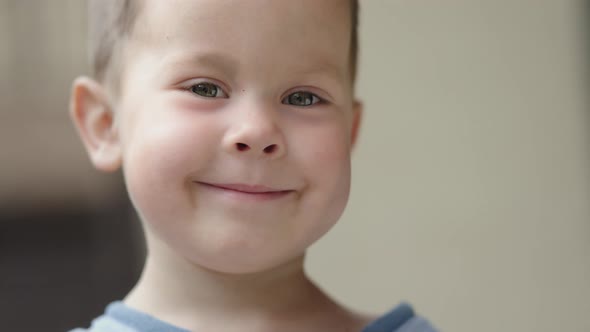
[196,182,293,201]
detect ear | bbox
[350,99,363,149]
[69,76,122,172]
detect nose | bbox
[222,105,286,160]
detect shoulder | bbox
[360,302,439,332]
[67,301,189,332]
[68,315,138,332]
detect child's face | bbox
[112,0,361,273]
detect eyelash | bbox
[282,91,324,107]
[186,82,326,107]
[188,82,227,98]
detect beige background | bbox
[0,1,588,331]
[308,1,590,331]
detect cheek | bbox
[302,119,352,181]
[294,119,353,220]
[120,107,220,221]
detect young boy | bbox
[69,0,437,331]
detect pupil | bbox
[194,83,217,97]
[291,92,311,106]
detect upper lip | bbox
[197,182,292,194]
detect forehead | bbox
[129,0,352,82]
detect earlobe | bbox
[69,76,122,172]
[350,100,363,150]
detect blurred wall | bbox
[0,2,142,330]
[0,1,588,332]
[308,1,590,332]
[0,0,119,212]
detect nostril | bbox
[263,144,277,154]
[236,143,250,151]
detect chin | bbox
[179,225,321,275]
[190,246,307,275]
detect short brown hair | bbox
[88,0,360,87]
[87,0,141,85]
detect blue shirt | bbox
[70,301,438,332]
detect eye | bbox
[189,82,228,98]
[282,91,322,107]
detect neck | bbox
[123,236,361,331]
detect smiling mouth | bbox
[195,182,294,200]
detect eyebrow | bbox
[291,61,347,83]
[163,51,240,78]
[163,51,346,86]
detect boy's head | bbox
[71,0,363,274]
[88,0,359,94]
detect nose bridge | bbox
[242,100,277,134]
[223,98,286,159]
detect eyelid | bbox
[282,87,331,104]
[182,78,231,96]
[282,92,324,107]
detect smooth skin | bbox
[70,0,368,331]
